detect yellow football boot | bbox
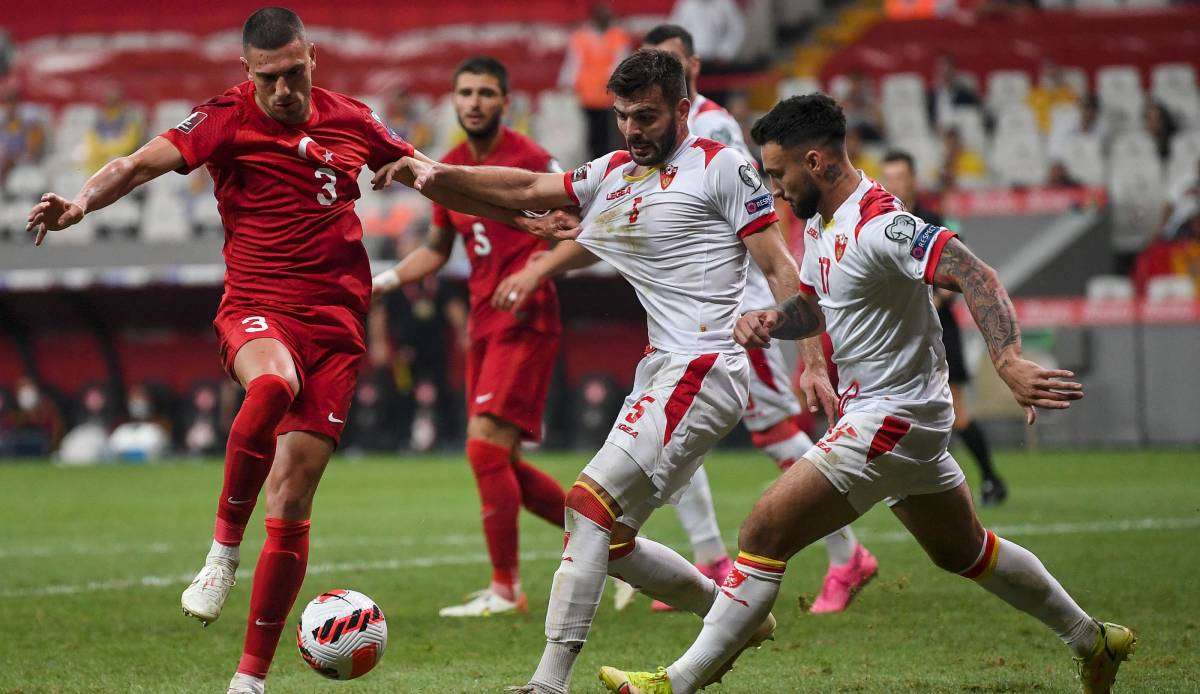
[598,666,673,694]
[1076,621,1137,693]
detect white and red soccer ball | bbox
[296,589,387,680]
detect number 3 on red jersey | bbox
[314,167,337,206]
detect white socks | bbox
[609,537,719,616]
[208,538,239,567]
[822,526,857,566]
[667,554,785,694]
[760,430,813,466]
[530,508,611,694]
[228,672,265,694]
[672,466,727,565]
[960,531,1099,657]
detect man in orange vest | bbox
[558,3,631,158]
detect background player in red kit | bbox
[372,57,567,618]
[23,9,542,694]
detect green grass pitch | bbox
[1,448,1197,693]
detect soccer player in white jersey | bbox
[642,23,876,615]
[388,50,806,694]
[598,94,1136,694]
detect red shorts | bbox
[214,297,366,445]
[466,327,559,441]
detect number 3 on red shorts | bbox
[241,316,269,333]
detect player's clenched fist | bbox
[26,193,85,246]
[734,309,779,349]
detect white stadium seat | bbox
[986,70,1031,115]
[1151,63,1200,127]
[880,72,926,111]
[944,106,988,152]
[993,104,1038,138]
[4,164,48,200]
[1108,132,1165,251]
[151,100,193,133]
[777,76,821,99]
[1166,130,1200,184]
[1086,275,1134,301]
[1146,275,1196,301]
[991,129,1048,187]
[1059,132,1106,186]
[141,190,192,243]
[890,135,942,188]
[1096,65,1145,132]
[883,103,932,143]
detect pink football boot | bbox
[810,544,878,614]
[651,556,734,612]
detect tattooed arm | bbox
[931,238,1083,423]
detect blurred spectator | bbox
[669,0,746,64]
[85,86,143,174]
[108,383,171,461]
[840,72,884,143]
[559,3,630,159]
[0,29,12,77]
[927,55,981,131]
[342,370,400,453]
[1048,92,1110,165]
[58,385,115,465]
[384,88,432,153]
[0,389,12,456]
[1144,101,1178,163]
[938,127,987,191]
[1046,161,1083,189]
[1132,223,1200,297]
[182,383,223,456]
[0,88,47,185]
[8,378,63,456]
[1160,160,1200,242]
[880,149,943,223]
[1028,61,1079,134]
[846,125,882,181]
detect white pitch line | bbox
[1,516,1196,599]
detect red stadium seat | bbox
[115,330,223,394]
[30,331,109,397]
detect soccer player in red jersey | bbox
[372,57,567,618]
[24,9,544,694]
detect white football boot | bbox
[181,559,237,626]
[612,577,638,611]
[226,672,265,694]
[439,588,528,617]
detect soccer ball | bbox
[296,589,388,680]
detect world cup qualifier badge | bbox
[174,111,207,134]
[571,163,590,182]
[738,163,762,191]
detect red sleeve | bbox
[737,211,780,239]
[563,171,580,206]
[923,230,958,284]
[431,202,452,230]
[159,97,241,173]
[363,109,416,172]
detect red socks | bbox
[214,374,294,546]
[467,439,523,589]
[237,517,310,679]
[515,459,566,528]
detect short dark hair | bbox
[750,93,846,151]
[242,7,305,50]
[606,49,687,107]
[882,149,916,172]
[453,56,509,95]
[643,24,695,57]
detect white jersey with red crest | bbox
[564,135,779,354]
[798,174,959,429]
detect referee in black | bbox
[880,150,1009,505]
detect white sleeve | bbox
[798,236,820,296]
[706,148,779,240]
[859,211,958,285]
[563,151,623,214]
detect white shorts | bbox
[803,410,966,514]
[742,346,802,432]
[586,349,748,518]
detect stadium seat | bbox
[944,106,988,152]
[191,194,223,233]
[1151,64,1199,126]
[986,70,1032,115]
[99,197,143,236]
[4,164,48,200]
[141,190,192,243]
[533,91,587,169]
[1166,130,1200,183]
[884,104,932,143]
[993,104,1039,138]
[891,135,943,188]
[1086,275,1134,300]
[1096,65,1145,132]
[1145,275,1196,301]
[991,129,1048,187]
[881,72,926,111]
[778,77,822,99]
[151,99,194,133]
[1058,132,1106,186]
[1108,132,1165,251]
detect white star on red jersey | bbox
[323,150,334,162]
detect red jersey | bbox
[431,128,562,338]
[161,82,414,315]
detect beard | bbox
[627,123,679,167]
[789,183,821,219]
[460,111,502,142]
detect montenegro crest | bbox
[834,233,848,261]
[660,165,678,190]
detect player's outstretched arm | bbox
[492,240,599,312]
[25,136,185,246]
[371,225,456,300]
[932,237,1083,423]
[378,152,572,211]
[743,223,802,305]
